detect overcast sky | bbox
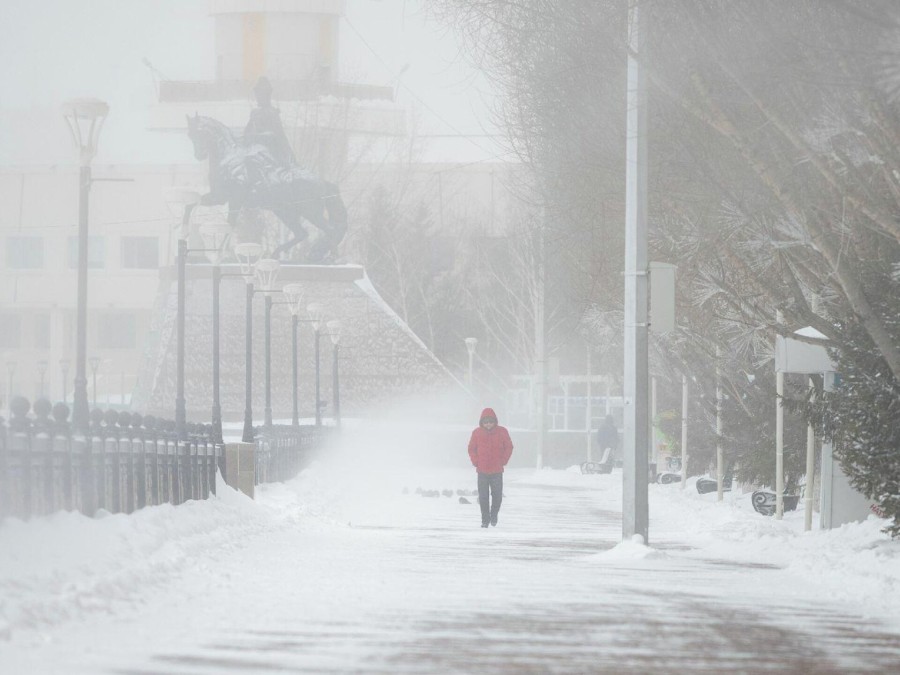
[0,0,500,165]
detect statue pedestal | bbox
[133,264,462,425]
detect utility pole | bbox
[716,347,724,502]
[623,0,649,543]
[776,311,785,519]
[651,375,658,469]
[681,374,688,489]
[535,216,548,470]
[804,376,815,531]
[586,346,593,462]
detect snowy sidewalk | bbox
[2,462,900,673]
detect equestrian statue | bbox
[186,77,347,262]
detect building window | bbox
[0,314,21,348]
[6,236,43,269]
[67,236,105,269]
[63,312,75,351]
[96,313,136,349]
[34,314,51,349]
[121,236,159,269]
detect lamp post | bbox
[60,358,70,404]
[254,259,281,428]
[234,244,264,443]
[198,222,232,445]
[88,356,100,408]
[168,188,201,441]
[464,337,478,388]
[62,98,109,434]
[282,284,305,427]
[307,303,325,426]
[233,246,278,441]
[327,320,342,428]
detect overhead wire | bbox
[341,13,497,159]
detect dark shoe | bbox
[481,522,489,528]
[490,516,498,527]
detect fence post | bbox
[150,436,160,506]
[0,418,8,518]
[199,441,208,500]
[121,435,133,513]
[136,435,147,510]
[38,430,54,516]
[14,431,31,519]
[31,399,54,516]
[105,436,119,513]
[208,441,217,497]
[163,438,172,504]
[169,437,179,505]
[188,439,197,501]
[90,410,105,514]
[8,399,31,518]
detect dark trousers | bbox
[477,472,503,524]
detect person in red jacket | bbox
[467,408,514,528]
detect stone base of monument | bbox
[224,442,256,498]
[132,264,464,424]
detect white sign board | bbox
[775,327,835,374]
[649,262,676,333]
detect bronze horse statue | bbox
[186,114,347,262]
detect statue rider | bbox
[244,76,296,168]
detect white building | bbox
[0,0,516,411]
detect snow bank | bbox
[524,467,900,628]
[599,534,669,561]
[0,469,344,643]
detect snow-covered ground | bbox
[1,432,899,672]
[527,468,900,626]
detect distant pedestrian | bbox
[467,408,513,528]
[596,414,618,463]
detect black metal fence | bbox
[0,397,330,521]
[255,424,330,485]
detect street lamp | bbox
[236,243,281,442]
[465,337,478,387]
[282,283,305,427]
[327,320,342,428]
[37,359,48,398]
[59,358,70,404]
[255,258,281,428]
[307,302,325,426]
[199,221,232,444]
[235,243,263,442]
[62,97,109,434]
[88,356,101,408]
[169,188,201,441]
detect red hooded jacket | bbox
[468,408,514,474]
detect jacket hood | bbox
[480,408,498,424]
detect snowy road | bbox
[2,459,900,673]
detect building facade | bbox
[1,0,516,414]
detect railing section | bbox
[1,398,330,521]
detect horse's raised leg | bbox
[306,190,347,262]
[270,208,311,259]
